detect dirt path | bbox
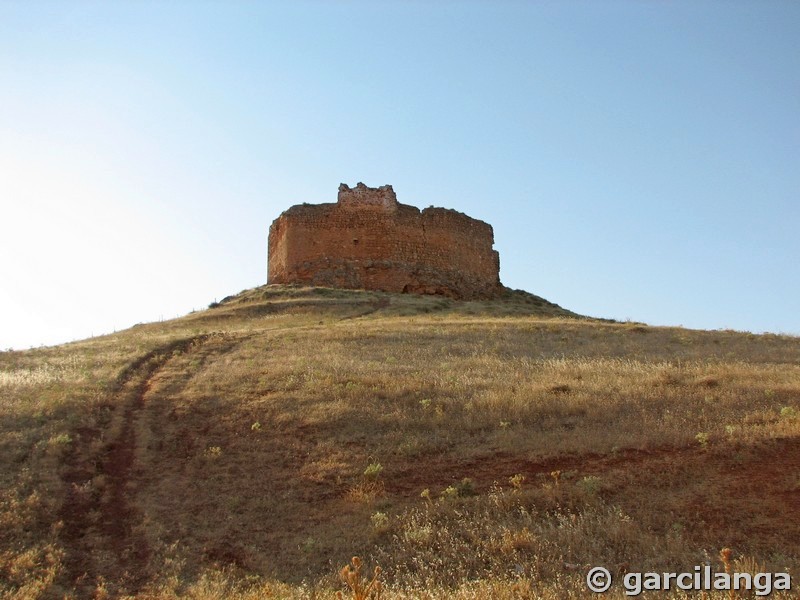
[58,334,222,597]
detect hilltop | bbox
[1,286,799,599]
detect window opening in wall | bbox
[353,239,359,245]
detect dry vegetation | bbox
[1,285,798,598]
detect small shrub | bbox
[364,462,383,479]
[440,478,477,500]
[348,462,385,504]
[370,511,389,533]
[456,477,476,497]
[780,406,797,419]
[578,475,603,495]
[441,485,459,500]
[509,473,526,491]
[204,446,223,459]
[49,433,72,446]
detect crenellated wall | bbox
[267,183,501,299]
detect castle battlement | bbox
[337,182,398,210]
[268,183,501,300]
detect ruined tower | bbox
[267,183,501,300]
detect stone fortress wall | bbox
[268,183,501,300]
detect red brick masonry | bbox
[268,183,502,299]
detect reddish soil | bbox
[386,436,800,553]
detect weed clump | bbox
[337,556,382,600]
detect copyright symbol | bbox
[586,566,612,593]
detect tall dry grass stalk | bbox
[337,556,383,600]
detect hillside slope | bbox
[1,285,799,599]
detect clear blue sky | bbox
[1,1,798,349]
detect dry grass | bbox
[1,285,799,598]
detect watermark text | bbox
[586,565,791,596]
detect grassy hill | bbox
[1,285,799,599]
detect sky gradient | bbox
[1,1,798,349]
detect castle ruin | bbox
[267,183,501,300]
